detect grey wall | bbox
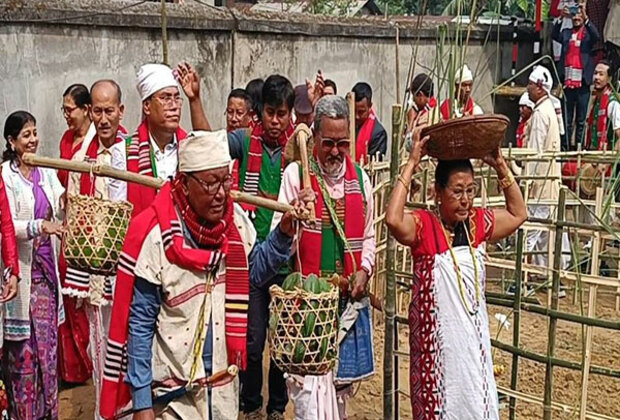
[1,0,523,158]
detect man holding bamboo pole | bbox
[176,64,296,420]
[100,131,313,420]
[271,95,376,418]
[61,79,129,419]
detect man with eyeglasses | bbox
[178,67,296,420]
[271,95,376,417]
[100,131,313,420]
[125,63,193,217]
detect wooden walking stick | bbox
[284,124,316,222]
[22,153,302,217]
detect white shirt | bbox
[149,133,178,181]
[100,140,127,202]
[608,100,620,131]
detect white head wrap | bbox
[519,92,535,109]
[136,63,179,101]
[179,130,231,173]
[455,64,474,84]
[529,66,553,94]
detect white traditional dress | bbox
[408,208,499,420]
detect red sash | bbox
[586,86,613,150]
[297,155,365,277]
[356,109,377,163]
[565,26,585,89]
[440,97,475,120]
[126,120,187,217]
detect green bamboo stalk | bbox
[491,339,620,379]
[161,0,168,65]
[383,104,402,420]
[509,229,524,420]
[543,188,567,420]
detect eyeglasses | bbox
[446,184,479,201]
[61,105,79,116]
[189,174,233,195]
[153,94,183,108]
[321,138,350,151]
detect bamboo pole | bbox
[22,153,295,215]
[579,188,603,419]
[383,104,401,420]
[543,187,567,420]
[509,229,524,420]
[347,92,356,163]
[161,0,168,65]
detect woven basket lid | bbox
[579,163,601,198]
[421,114,510,160]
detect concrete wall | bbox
[0,0,527,158]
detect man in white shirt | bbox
[126,63,188,217]
[525,66,571,293]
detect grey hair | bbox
[314,95,349,133]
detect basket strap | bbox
[188,271,215,385]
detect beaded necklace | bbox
[438,216,481,316]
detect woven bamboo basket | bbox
[63,194,133,276]
[268,284,339,376]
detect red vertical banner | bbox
[535,0,543,31]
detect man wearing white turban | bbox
[125,63,189,217]
[439,64,484,120]
[100,131,313,420]
[524,66,571,292]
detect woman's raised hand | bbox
[408,128,429,168]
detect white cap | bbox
[455,64,473,84]
[519,92,535,109]
[178,131,231,173]
[529,66,553,94]
[136,63,179,101]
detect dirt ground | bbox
[59,287,620,420]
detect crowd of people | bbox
[0,27,617,419]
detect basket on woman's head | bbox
[422,114,510,160]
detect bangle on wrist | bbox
[397,175,411,191]
[498,171,516,190]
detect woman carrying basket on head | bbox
[386,129,527,419]
[1,111,65,420]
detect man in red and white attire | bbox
[440,64,484,120]
[63,79,128,419]
[552,4,600,149]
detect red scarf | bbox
[516,116,530,148]
[565,26,585,89]
[440,97,475,120]
[297,155,365,277]
[239,121,294,212]
[355,109,377,164]
[100,182,249,419]
[126,120,187,217]
[586,86,613,150]
[78,128,127,196]
[58,129,84,188]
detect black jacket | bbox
[552,20,600,87]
